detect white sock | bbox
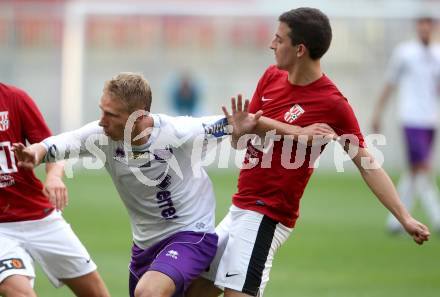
[415,172,440,228]
[387,172,415,231]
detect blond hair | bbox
[104,72,152,112]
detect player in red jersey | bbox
[0,83,109,297]
[187,7,430,297]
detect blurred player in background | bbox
[12,73,228,297]
[372,16,440,233]
[0,83,109,297]
[171,71,201,116]
[187,7,430,297]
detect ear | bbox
[296,44,307,58]
[133,109,150,122]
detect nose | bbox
[98,115,107,127]
[269,39,276,50]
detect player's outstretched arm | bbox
[44,162,68,211]
[349,146,430,245]
[12,142,47,169]
[13,142,68,210]
[223,94,337,148]
[257,118,337,144]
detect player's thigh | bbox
[135,271,175,297]
[62,270,110,297]
[200,208,233,284]
[131,232,218,297]
[185,277,222,297]
[26,212,97,288]
[0,234,35,289]
[154,232,217,295]
[214,206,292,297]
[0,275,36,297]
[224,287,254,297]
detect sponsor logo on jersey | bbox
[261,97,273,102]
[157,174,172,190]
[0,258,25,273]
[225,272,239,277]
[0,111,9,131]
[166,250,179,259]
[155,173,178,220]
[284,104,305,123]
[0,174,14,188]
[131,151,149,160]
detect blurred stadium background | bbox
[1,0,440,296]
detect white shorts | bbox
[0,210,97,287]
[202,205,292,296]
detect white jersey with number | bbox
[386,40,440,127]
[42,114,229,249]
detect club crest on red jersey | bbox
[0,111,9,131]
[284,104,304,123]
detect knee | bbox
[134,285,169,297]
[186,278,221,297]
[134,286,153,297]
[85,283,110,297]
[0,282,37,297]
[86,289,111,297]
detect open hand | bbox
[11,143,39,169]
[44,175,69,211]
[222,94,263,138]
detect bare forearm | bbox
[225,98,333,149]
[255,116,303,138]
[360,167,411,223]
[230,116,303,149]
[29,143,48,166]
[45,161,65,179]
[352,147,411,224]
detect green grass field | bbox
[33,169,440,297]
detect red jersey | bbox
[233,66,365,228]
[0,83,53,222]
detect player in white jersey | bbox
[372,17,440,233]
[12,73,232,297]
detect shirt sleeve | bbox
[175,115,229,147]
[42,121,106,162]
[385,45,405,85]
[152,115,229,160]
[16,89,52,144]
[330,98,366,148]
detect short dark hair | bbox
[279,7,332,60]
